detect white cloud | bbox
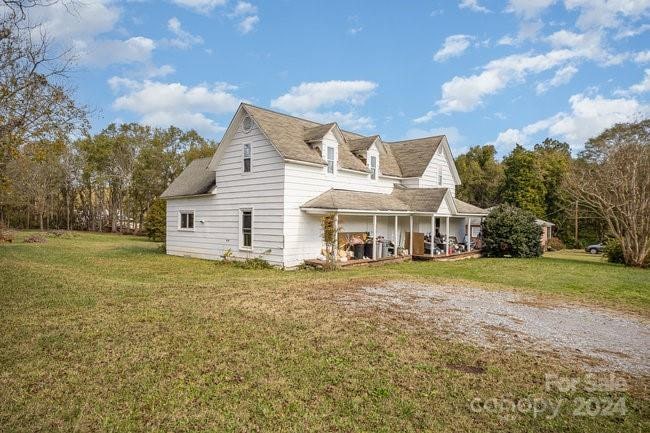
[433,34,473,62]
[164,17,204,49]
[506,0,556,19]
[635,51,650,63]
[271,80,377,131]
[497,35,516,46]
[615,69,650,95]
[490,93,650,150]
[615,23,650,39]
[271,80,377,112]
[436,49,575,113]
[110,79,241,136]
[171,0,227,14]
[237,15,259,34]
[301,111,375,131]
[413,111,436,124]
[564,0,650,30]
[536,64,578,93]
[231,1,258,16]
[74,36,157,67]
[28,0,164,69]
[405,126,465,146]
[227,1,259,34]
[458,0,490,13]
[34,0,119,40]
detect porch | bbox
[300,188,488,266]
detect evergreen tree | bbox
[455,145,504,208]
[501,144,547,217]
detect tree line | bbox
[455,121,649,266]
[1,124,216,232]
[456,137,602,246]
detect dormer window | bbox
[243,143,251,172]
[326,146,335,174]
[370,155,377,180]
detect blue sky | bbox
[33,0,650,156]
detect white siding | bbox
[418,139,457,195]
[283,130,397,267]
[167,116,286,266]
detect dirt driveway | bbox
[335,281,650,375]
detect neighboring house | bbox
[536,218,555,248]
[161,103,488,268]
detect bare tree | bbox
[0,0,86,221]
[566,120,650,267]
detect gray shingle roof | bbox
[392,188,448,212]
[243,104,368,172]
[161,157,215,198]
[302,189,410,211]
[302,187,451,213]
[242,104,443,178]
[454,198,488,215]
[387,136,444,178]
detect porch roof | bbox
[301,187,450,214]
[454,198,489,215]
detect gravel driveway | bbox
[336,281,650,375]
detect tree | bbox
[0,0,87,223]
[501,144,547,217]
[144,198,166,242]
[455,145,504,208]
[566,120,650,267]
[481,204,543,258]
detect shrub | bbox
[47,230,77,239]
[24,233,47,243]
[0,222,15,243]
[144,198,166,242]
[232,257,273,270]
[481,204,542,258]
[603,238,625,264]
[546,237,565,251]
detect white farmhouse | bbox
[161,103,488,268]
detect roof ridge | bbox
[241,102,370,139]
[385,135,445,145]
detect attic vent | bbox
[242,115,253,133]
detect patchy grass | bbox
[1,231,648,432]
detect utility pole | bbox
[574,200,579,247]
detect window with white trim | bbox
[437,165,443,185]
[370,155,377,180]
[326,146,335,174]
[243,143,251,173]
[241,209,252,249]
[179,211,194,229]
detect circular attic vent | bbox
[242,115,253,133]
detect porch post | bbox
[334,213,339,259]
[430,214,435,257]
[394,215,398,256]
[409,215,413,256]
[445,216,450,255]
[372,214,377,259]
[467,217,471,250]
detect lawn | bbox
[1,231,648,432]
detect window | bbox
[437,165,443,185]
[179,211,194,229]
[242,115,253,133]
[243,143,251,172]
[370,155,377,180]
[326,146,335,174]
[241,209,252,249]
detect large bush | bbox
[481,204,542,258]
[603,238,625,264]
[144,198,166,242]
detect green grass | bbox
[1,231,648,432]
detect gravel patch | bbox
[336,281,650,375]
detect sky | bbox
[26,0,650,156]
